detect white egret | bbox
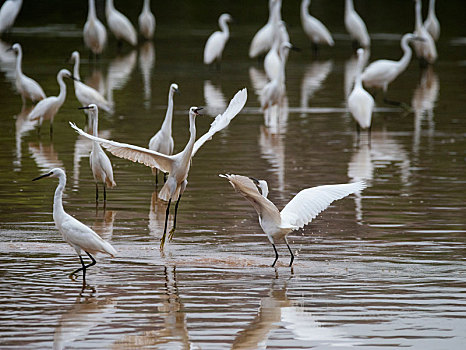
[413,0,437,65]
[203,13,233,66]
[424,0,440,42]
[220,174,366,266]
[83,0,107,56]
[264,21,288,81]
[249,0,281,59]
[348,48,374,133]
[32,168,117,282]
[344,0,370,49]
[79,104,116,202]
[0,0,22,34]
[148,83,178,185]
[70,88,247,249]
[300,0,334,53]
[261,42,292,111]
[106,0,137,47]
[10,43,46,104]
[28,68,73,134]
[138,0,155,40]
[70,51,113,114]
[361,33,422,103]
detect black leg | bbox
[285,239,294,267]
[70,254,87,277]
[155,170,158,187]
[168,194,182,241]
[70,252,96,281]
[103,184,107,201]
[95,183,99,202]
[163,172,167,183]
[271,243,279,267]
[160,198,171,249]
[85,251,97,269]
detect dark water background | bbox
[0,0,465,348]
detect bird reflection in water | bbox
[204,80,227,116]
[13,105,35,170]
[232,279,351,349]
[139,41,155,108]
[259,126,286,195]
[84,68,107,98]
[411,65,439,156]
[112,265,194,349]
[92,210,117,242]
[53,286,116,350]
[106,50,137,106]
[29,141,64,172]
[300,60,333,110]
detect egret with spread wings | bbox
[220,174,366,267]
[70,88,247,249]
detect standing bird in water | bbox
[83,0,107,56]
[70,88,247,249]
[413,0,437,66]
[32,168,117,283]
[106,0,137,48]
[249,0,281,59]
[138,0,155,40]
[79,104,116,202]
[220,174,366,267]
[300,0,334,54]
[148,83,179,186]
[344,0,370,49]
[10,43,46,105]
[348,48,374,135]
[28,69,74,134]
[0,0,22,34]
[203,13,233,67]
[424,0,440,42]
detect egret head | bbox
[32,168,66,181]
[9,43,21,54]
[79,104,98,114]
[189,107,203,117]
[404,33,425,43]
[58,68,78,82]
[220,13,233,24]
[171,83,179,94]
[70,51,79,62]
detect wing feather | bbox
[69,122,173,173]
[192,88,247,157]
[280,181,366,229]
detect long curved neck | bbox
[415,0,422,30]
[143,0,150,12]
[271,0,281,24]
[219,17,229,36]
[278,47,288,83]
[53,174,66,219]
[73,55,80,80]
[428,0,436,15]
[161,90,174,133]
[345,0,354,15]
[354,54,364,88]
[397,37,413,74]
[88,0,96,20]
[301,0,310,19]
[57,73,67,103]
[15,48,23,76]
[182,113,197,157]
[106,0,114,15]
[92,111,99,136]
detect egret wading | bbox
[79,104,116,202]
[203,13,233,67]
[0,0,22,34]
[249,0,281,59]
[361,33,423,106]
[413,0,437,66]
[9,43,46,105]
[70,88,247,249]
[28,69,75,134]
[220,174,366,267]
[148,83,179,186]
[138,0,155,40]
[32,168,116,282]
[424,0,439,42]
[106,0,137,48]
[300,0,334,54]
[83,0,107,56]
[344,0,370,49]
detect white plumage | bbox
[138,0,155,40]
[249,0,281,59]
[300,0,334,49]
[220,174,366,266]
[83,0,107,55]
[361,33,419,93]
[344,0,370,48]
[203,13,232,65]
[106,0,137,46]
[70,51,113,114]
[0,0,22,33]
[32,168,116,282]
[424,0,440,42]
[413,0,437,64]
[70,88,247,249]
[28,69,72,133]
[348,48,374,130]
[264,21,288,81]
[10,43,46,104]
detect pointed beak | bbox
[68,75,80,82]
[194,107,203,115]
[249,176,260,185]
[32,172,52,181]
[78,106,91,110]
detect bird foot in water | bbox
[168,227,176,241]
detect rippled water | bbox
[1,1,465,349]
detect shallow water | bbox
[1,1,466,349]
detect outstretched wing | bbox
[69,122,173,173]
[280,181,366,229]
[192,88,247,157]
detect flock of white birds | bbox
[0,0,440,280]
